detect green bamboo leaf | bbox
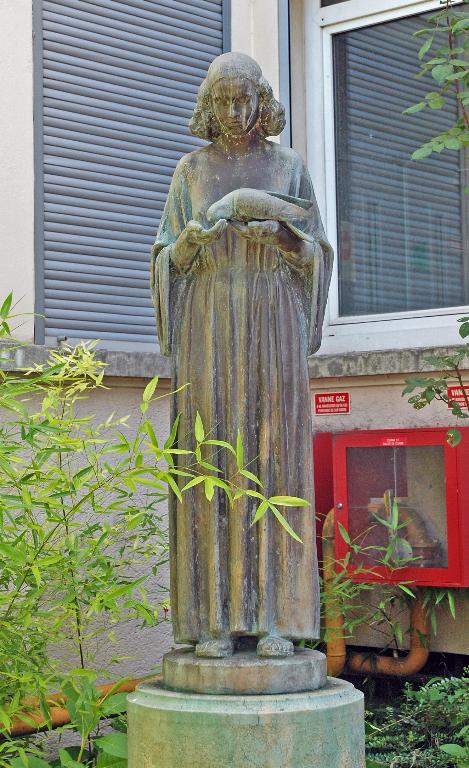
[204,477,215,501]
[198,460,221,473]
[269,495,309,507]
[0,292,13,319]
[268,503,303,543]
[143,377,159,402]
[236,430,244,468]
[239,468,262,486]
[164,413,180,449]
[0,542,27,562]
[397,584,415,598]
[447,590,456,619]
[166,473,182,502]
[127,511,146,531]
[211,477,233,497]
[181,476,205,491]
[337,521,350,545]
[203,439,237,455]
[194,412,205,442]
[245,489,265,500]
[391,500,399,530]
[145,420,159,449]
[31,565,42,587]
[251,499,269,524]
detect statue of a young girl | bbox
[151,52,333,659]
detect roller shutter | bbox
[36,0,224,347]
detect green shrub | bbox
[366,671,469,767]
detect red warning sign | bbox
[447,385,469,409]
[314,392,350,415]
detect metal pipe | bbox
[348,591,430,676]
[323,507,347,676]
[10,677,159,737]
[322,507,431,678]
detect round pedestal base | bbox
[127,678,365,768]
[163,647,327,695]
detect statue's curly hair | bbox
[189,76,286,141]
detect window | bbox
[334,13,465,317]
[306,0,469,353]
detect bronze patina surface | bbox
[150,52,333,662]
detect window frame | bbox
[304,0,468,355]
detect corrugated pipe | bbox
[9,676,159,737]
[322,508,431,677]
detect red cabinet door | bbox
[332,428,462,587]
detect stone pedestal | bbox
[163,647,327,695]
[127,676,365,768]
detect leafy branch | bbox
[403,0,469,171]
[402,316,469,445]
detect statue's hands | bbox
[230,220,311,270]
[229,219,287,246]
[171,219,227,272]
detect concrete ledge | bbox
[0,342,171,379]
[1,342,466,380]
[309,345,467,379]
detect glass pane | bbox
[345,445,448,570]
[333,13,468,316]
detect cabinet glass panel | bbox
[345,445,448,570]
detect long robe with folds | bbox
[151,140,333,644]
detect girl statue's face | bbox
[211,77,259,138]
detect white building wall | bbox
[231,0,280,100]
[0,0,35,340]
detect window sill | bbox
[310,344,467,379]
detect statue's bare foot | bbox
[195,637,234,658]
[257,635,294,658]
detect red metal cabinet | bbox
[313,428,469,588]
